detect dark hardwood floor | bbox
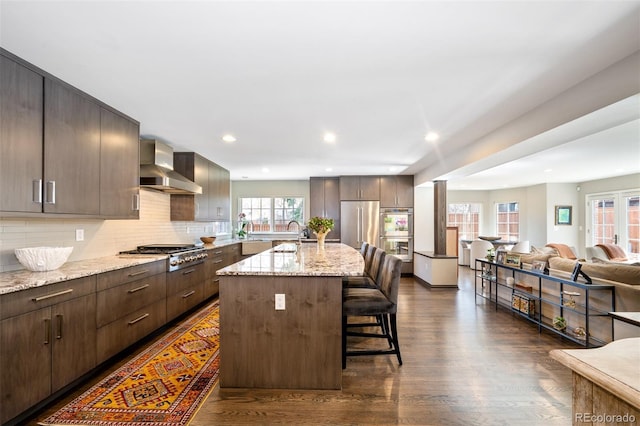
[31,266,578,425]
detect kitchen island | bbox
[550,338,640,423]
[217,243,364,390]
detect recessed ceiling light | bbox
[424,132,439,142]
[325,167,333,172]
[222,134,236,143]
[544,168,552,173]
[261,167,270,173]
[323,132,337,143]
[389,166,397,172]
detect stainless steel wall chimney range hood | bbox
[139,139,203,194]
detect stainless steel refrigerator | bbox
[340,201,380,249]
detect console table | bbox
[475,259,615,347]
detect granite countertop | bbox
[218,243,364,277]
[549,338,640,410]
[0,255,167,295]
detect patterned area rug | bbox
[40,301,220,426]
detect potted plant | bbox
[552,316,567,331]
[306,216,334,248]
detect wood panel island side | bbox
[217,243,364,390]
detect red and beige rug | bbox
[40,301,220,426]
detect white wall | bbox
[545,183,580,253]
[414,185,434,252]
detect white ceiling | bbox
[1,1,639,188]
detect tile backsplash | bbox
[0,190,230,272]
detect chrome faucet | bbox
[287,220,302,244]
[247,221,254,239]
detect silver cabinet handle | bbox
[128,313,149,325]
[128,284,149,293]
[33,179,42,203]
[45,180,56,204]
[32,288,73,302]
[182,268,195,275]
[128,269,149,277]
[56,314,63,339]
[182,290,196,298]
[44,318,51,345]
[133,193,140,211]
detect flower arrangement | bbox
[237,212,248,238]
[307,216,334,234]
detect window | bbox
[496,202,519,241]
[591,197,615,245]
[627,196,639,255]
[447,203,480,240]
[239,197,304,233]
[588,191,640,257]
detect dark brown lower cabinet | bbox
[0,277,96,424]
[95,263,167,365]
[166,263,205,321]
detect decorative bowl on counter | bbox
[479,236,501,242]
[200,236,216,244]
[14,246,73,272]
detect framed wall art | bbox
[555,205,572,225]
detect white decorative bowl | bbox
[14,247,73,272]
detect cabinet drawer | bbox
[97,260,165,291]
[203,276,220,300]
[167,264,205,296]
[96,273,166,328]
[166,283,204,321]
[96,298,166,364]
[0,275,96,320]
[206,253,225,278]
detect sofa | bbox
[586,244,637,264]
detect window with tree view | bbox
[496,201,519,241]
[239,197,304,233]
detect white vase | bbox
[315,231,328,249]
